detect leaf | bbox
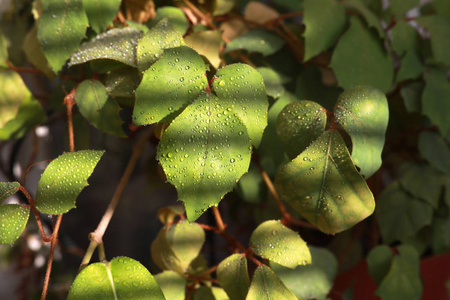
[396,50,424,83]
[154,271,186,300]
[157,205,185,225]
[391,20,420,56]
[151,227,184,274]
[213,0,236,16]
[271,246,338,300]
[400,81,423,113]
[422,68,450,135]
[0,182,20,204]
[330,16,393,92]
[250,220,311,268]
[236,164,264,204]
[416,16,450,67]
[156,93,252,221]
[217,254,250,300]
[257,67,290,99]
[376,181,433,244]
[82,0,121,33]
[225,29,285,57]
[68,256,166,300]
[148,6,189,35]
[0,71,29,128]
[211,287,229,300]
[23,24,56,80]
[342,0,385,38]
[194,286,215,300]
[419,131,450,175]
[34,150,105,214]
[432,0,450,20]
[133,46,208,125]
[104,67,141,98]
[213,63,268,147]
[334,86,389,178]
[0,204,30,245]
[367,245,393,285]
[275,130,375,234]
[276,101,327,160]
[246,265,297,300]
[37,0,88,72]
[303,0,346,61]
[431,216,450,253]
[185,30,222,69]
[137,18,185,73]
[244,2,279,25]
[0,31,7,69]
[75,79,126,137]
[387,0,420,17]
[69,28,142,68]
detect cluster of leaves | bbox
[0,0,449,299]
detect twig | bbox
[212,206,226,232]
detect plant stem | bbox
[212,206,226,232]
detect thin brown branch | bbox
[212,206,226,232]
[5,60,43,74]
[63,89,76,152]
[19,186,52,242]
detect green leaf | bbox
[275,130,375,234]
[211,287,229,300]
[396,50,424,83]
[257,67,290,99]
[400,81,423,113]
[419,131,450,175]
[157,205,185,225]
[416,16,450,67]
[68,256,165,300]
[342,0,385,37]
[367,245,393,285]
[137,18,185,73]
[69,28,142,68]
[0,204,30,245]
[432,0,450,20]
[276,101,327,160]
[38,0,88,72]
[157,93,252,221]
[236,164,264,204]
[154,271,186,300]
[0,71,29,128]
[225,29,285,57]
[193,286,215,300]
[23,24,56,80]
[0,31,7,69]
[82,0,121,33]
[148,6,189,35]
[246,265,297,300]
[217,254,250,300]
[431,216,450,253]
[334,86,389,178]
[133,46,208,125]
[213,63,268,147]
[213,0,236,16]
[250,220,311,268]
[185,30,222,69]
[151,227,184,274]
[387,0,420,17]
[0,182,20,204]
[271,246,338,300]
[104,67,141,98]
[35,150,104,214]
[303,0,346,61]
[391,20,420,56]
[376,181,433,244]
[422,68,450,135]
[330,16,393,92]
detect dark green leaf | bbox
[275,130,375,234]
[217,254,250,300]
[148,7,189,35]
[185,30,222,69]
[236,164,264,204]
[193,286,215,300]
[69,28,142,68]
[330,16,393,92]
[0,182,20,204]
[342,0,385,37]
[68,256,166,300]
[396,50,424,83]
[157,93,252,221]
[104,67,141,98]
[82,0,121,33]
[0,71,29,128]
[391,20,420,56]
[38,0,88,72]
[225,29,285,57]
[75,79,126,137]
[154,271,186,300]
[334,86,389,178]
[418,131,450,175]
[432,0,450,20]
[35,150,104,214]
[246,265,297,300]
[400,81,423,113]
[250,220,311,268]
[431,216,450,253]
[257,67,290,99]
[416,16,450,67]
[303,0,346,61]
[0,204,30,245]
[367,245,393,285]
[388,0,420,17]
[133,46,208,125]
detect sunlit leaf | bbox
[275,130,375,234]
[82,0,121,33]
[0,182,20,204]
[246,265,297,300]
[416,15,450,67]
[0,31,7,69]
[225,29,285,57]
[217,254,250,300]
[257,67,290,99]
[68,256,165,300]
[148,6,189,35]
[342,0,385,37]
[418,131,450,175]
[0,204,30,245]
[213,63,268,147]
[185,30,222,69]
[154,271,186,300]
[334,86,389,178]
[133,46,208,125]
[38,0,88,72]
[0,71,29,128]
[250,220,311,268]
[35,150,104,214]
[157,93,251,221]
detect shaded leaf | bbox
[432,0,450,20]
[391,20,420,56]
[82,0,121,33]
[38,0,88,72]
[0,71,29,128]
[23,24,55,80]
[244,2,279,25]
[154,271,186,300]
[342,0,384,37]
[0,204,30,245]
[151,227,184,274]
[133,46,208,125]
[157,205,185,225]
[246,265,297,300]
[148,6,189,35]
[104,67,141,98]
[257,67,290,99]
[157,93,251,221]
[0,31,7,69]
[400,81,423,113]
[68,256,165,300]
[236,164,264,204]
[0,182,20,204]
[185,30,222,69]
[431,216,450,253]
[213,0,236,16]
[35,150,104,214]
[418,131,450,175]
[388,0,420,17]
[194,286,215,300]
[416,16,450,67]
[275,130,375,234]
[225,29,285,57]
[217,254,250,300]
[396,50,423,83]
[367,245,393,285]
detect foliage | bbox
[0,0,449,299]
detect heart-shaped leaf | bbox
[184,30,222,69]
[225,29,285,57]
[0,182,20,204]
[246,265,297,300]
[0,204,30,245]
[151,228,184,274]
[154,271,186,300]
[217,254,250,300]
[275,130,375,234]
[82,0,121,33]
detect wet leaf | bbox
[104,67,141,98]
[250,220,311,268]
[257,67,290,99]
[82,0,121,33]
[157,93,251,221]
[342,0,384,37]
[225,29,285,57]
[154,271,186,300]
[275,130,375,234]
[246,265,297,300]
[148,6,189,35]
[276,101,327,160]
[334,86,389,178]
[185,30,222,69]
[68,256,165,300]
[213,63,268,147]
[416,15,450,67]
[0,182,20,204]
[35,150,105,214]
[69,28,142,68]
[0,204,30,245]
[0,71,29,128]
[217,254,250,300]
[418,131,450,175]
[38,0,88,72]
[133,46,208,125]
